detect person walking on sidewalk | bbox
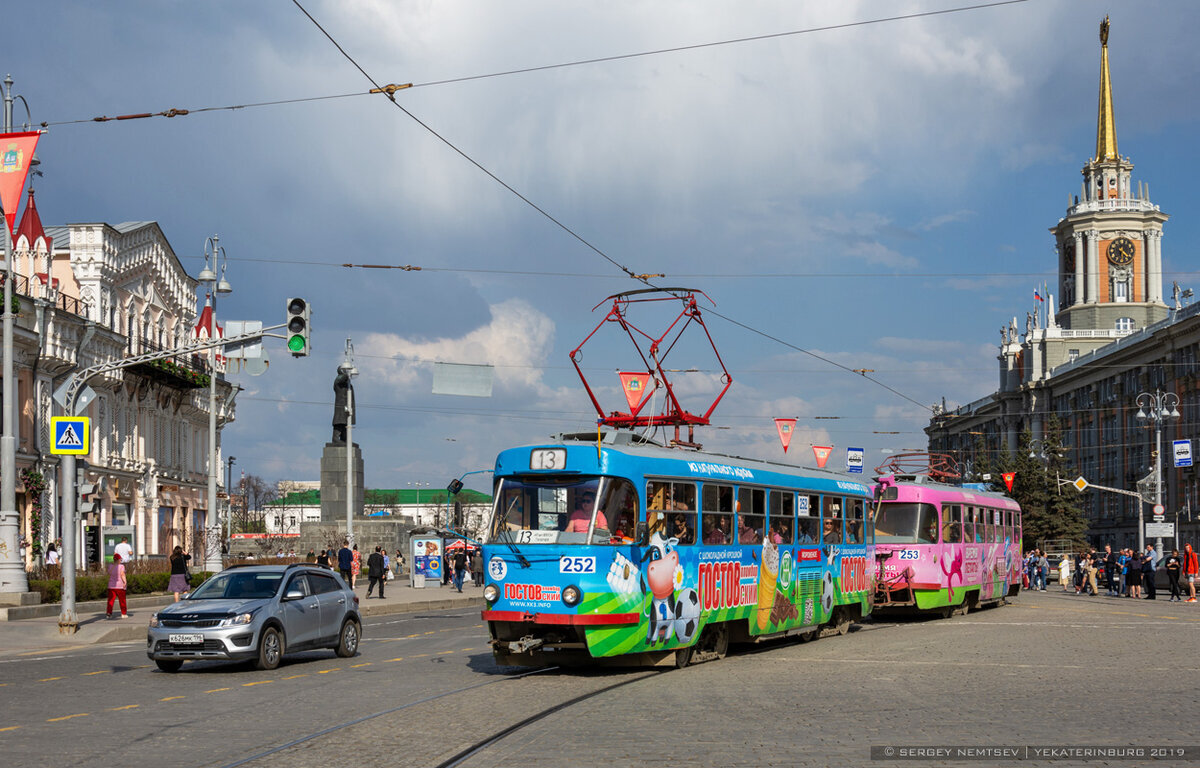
[351,544,361,589]
[452,549,468,592]
[1165,549,1183,601]
[1143,545,1158,599]
[1103,545,1118,595]
[337,540,353,586]
[114,536,134,566]
[1184,543,1199,602]
[168,546,191,602]
[471,550,484,587]
[106,553,129,619]
[366,546,386,599]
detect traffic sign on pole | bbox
[50,416,90,455]
[1073,476,1089,492]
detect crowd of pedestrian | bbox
[1029,542,1200,602]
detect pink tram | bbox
[872,455,1022,616]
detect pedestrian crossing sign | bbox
[51,416,90,455]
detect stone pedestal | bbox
[321,442,364,523]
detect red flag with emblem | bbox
[1002,472,1016,493]
[0,131,40,235]
[813,445,833,468]
[618,371,651,413]
[774,418,796,453]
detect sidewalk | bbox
[0,575,483,656]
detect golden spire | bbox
[1095,16,1118,161]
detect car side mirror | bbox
[283,588,304,602]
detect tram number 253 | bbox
[560,556,596,574]
[898,549,920,561]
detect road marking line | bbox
[436,650,454,655]
[0,726,19,732]
[317,669,339,674]
[410,653,429,658]
[160,696,185,702]
[282,675,308,680]
[47,713,89,722]
[205,688,231,693]
[82,671,107,676]
[109,705,139,711]
[350,663,371,668]
[386,657,404,662]
[242,681,272,687]
[38,677,64,682]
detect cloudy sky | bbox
[8,1,1200,493]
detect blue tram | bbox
[480,430,875,667]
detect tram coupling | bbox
[503,635,545,654]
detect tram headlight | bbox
[562,585,582,607]
[483,583,499,603]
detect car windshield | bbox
[189,571,284,600]
[874,502,939,544]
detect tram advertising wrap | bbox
[481,434,875,667]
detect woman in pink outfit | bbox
[107,553,128,618]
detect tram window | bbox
[647,480,696,543]
[737,487,765,544]
[845,499,865,544]
[796,494,818,543]
[490,477,609,544]
[874,502,938,544]
[769,490,793,544]
[822,496,843,545]
[597,479,638,545]
[942,505,962,543]
[701,484,734,546]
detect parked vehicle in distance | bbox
[146,563,361,672]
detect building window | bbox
[1115,317,1135,332]
[1068,349,1080,362]
[1112,278,1129,302]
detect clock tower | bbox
[1052,16,1168,331]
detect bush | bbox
[27,569,214,604]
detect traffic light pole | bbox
[56,323,283,632]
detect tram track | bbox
[212,666,559,768]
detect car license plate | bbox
[169,633,204,644]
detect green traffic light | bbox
[288,335,307,353]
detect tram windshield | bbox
[874,502,940,544]
[488,475,639,545]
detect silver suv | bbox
[146,563,362,672]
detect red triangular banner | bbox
[0,132,40,235]
[774,418,796,453]
[1002,472,1016,493]
[618,371,652,413]
[813,445,833,468]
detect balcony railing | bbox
[0,271,87,316]
[127,337,213,389]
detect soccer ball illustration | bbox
[672,588,700,643]
[821,571,835,615]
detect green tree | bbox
[981,418,1088,549]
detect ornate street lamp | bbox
[1136,390,1180,554]
[201,236,232,573]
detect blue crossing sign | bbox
[51,416,90,455]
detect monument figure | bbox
[332,363,355,444]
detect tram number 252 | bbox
[560,556,596,574]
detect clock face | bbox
[1108,236,1135,266]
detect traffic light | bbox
[78,482,98,516]
[286,297,310,357]
[447,479,464,495]
[454,501,463,528]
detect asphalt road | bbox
[4,592,1199,768]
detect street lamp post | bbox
[200,236,231,573]
[1136,389,1180,555]
[226,456,236,541]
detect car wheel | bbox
[155,659,183,673]
[256,626,283,670]
[335,619,360,658]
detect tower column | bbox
[1152,230,1164,304]
[1086,229,1100,304]
[1073,232,1085,305]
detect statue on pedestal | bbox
[332,363,355,444]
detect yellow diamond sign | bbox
[1073,476,1089,492]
